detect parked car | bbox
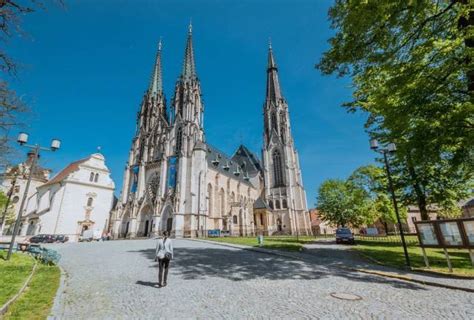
[28,234,54,243]
[335,228,355,244]
[53,234,69,243]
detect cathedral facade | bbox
[112,26,311,238]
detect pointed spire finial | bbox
[182,24,196,79]
[189,19,192,34]
[149,39,163,96]
[268,37,272,50]
[266,42,282,100]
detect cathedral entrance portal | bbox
[160,205,173,233]
[138,206,153,237]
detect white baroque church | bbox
[112,26,311,238]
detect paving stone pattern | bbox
[48,239,474,319]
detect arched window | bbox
[282,199,288,209]
[176,127,183,154]
[275,200,281,209]
[233,215,238,224]
[89,172,94,182]
[269,200,274,209]
[207,184,213,217]
[94,173,99,182]
[273,150,284,187]
[219,188,225,216]
[87,197,93,207]
[260,214,264,226]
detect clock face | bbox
[147,174,160,201]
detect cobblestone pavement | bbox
[48,239,474,320]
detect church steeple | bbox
[266,43,283,101]
[149,39,163,97]
[182,23,196,79]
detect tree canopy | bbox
[317,0,473,219]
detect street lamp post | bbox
[370,139,411,269]
[6,133,60,261]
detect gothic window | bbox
[275,200,281,209]
[282,199,288,209]
[207,184,213,217]
[87,197,93,207]
[269,200,274,209]
[89,172,94,182]
[260,214,264,226]
[280,111,286,142]
[233,215,238,224]
[271,112,278,132]
[220,188,225,216]
[273,150,284,187]
[94,173,99,183]
[176,127,183,154]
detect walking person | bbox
[155,231,173,287]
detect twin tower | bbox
[112,25,311,238]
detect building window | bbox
[94,173,99,182]
[87,197,93,207]
[275,200,281,209]
[269,200,274,209]
[273,150,284,187]
[207,184,213,217]
[412,217,417,223]
[89,172,94,182]
[233,215,238,224]
[176,127,183,154]
[282,199,288,209]
[260,214,264,226]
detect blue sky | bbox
[6,0,374,206]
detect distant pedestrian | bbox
[155,231,173,287]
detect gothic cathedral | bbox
[112,26,311,238]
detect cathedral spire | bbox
[182,23,196,79]
[149,39,163,96]
[266,43,282,101]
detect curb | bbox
[0,256,38,316]
[191,239,474,293]
[48,265,68,320]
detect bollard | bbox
[257,234,264,247]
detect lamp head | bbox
[369,138,379,150]
[17,132,28,145]
[51,139,61,151]
[387,143,397,153]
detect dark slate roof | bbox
[206,144,254,186]
[253,196,269,209]
[231,145,263,177]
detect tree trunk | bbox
[406,155,430,220]
[458,0,474,92]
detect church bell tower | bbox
[262,43,311,235]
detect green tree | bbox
[316,179,370,227]
[349,165,407,231]
[317,0,473,219]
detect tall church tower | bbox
[262,44,311,235]
[167,24,207,237]
[115,40,170,238]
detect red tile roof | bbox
[42,157,89,187]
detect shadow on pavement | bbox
[136,280,159,288]
[128,245,427,291]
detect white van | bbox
[79,229,102,242]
